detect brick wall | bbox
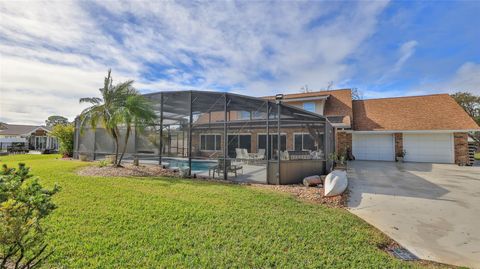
[454,132,469,165]
[192,126,328,157]
[336,131,352,155]
[394,133,403,158]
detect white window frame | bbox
[256,133,287,150]
[238,111,251,120]
[227,133,252,151]
[199,134,222,151]
[293,132,322,151]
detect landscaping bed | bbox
[250,184,347,207]
[76,163,180,177]
[77,162,347,207]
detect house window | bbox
[239,111,250,120]
[258,134,287,159]
[200,134,221,151]
[303,102,316,113]
[294,133,319,151]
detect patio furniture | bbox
[236,148,255,163]
[209,159,243,178]
[279,150,290,160]
[235,148,247,160]
[252,148,265,160]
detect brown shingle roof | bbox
[352,94,480,131]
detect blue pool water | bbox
[162,158,216,171]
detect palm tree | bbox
[115,90,157,165]
[79,70,156,167]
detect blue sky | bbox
[0,0,479,124]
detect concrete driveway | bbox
[347,161,480,268]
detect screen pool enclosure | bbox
[74,91,335,184]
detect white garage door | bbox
[403,133,454,163]
[352,134,395,161]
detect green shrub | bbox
[97,160,110,168]
[50,124,74,157]
[0,163,60,269]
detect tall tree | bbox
[451,91,480,146]
[78,70,156,167]
[351,88,364,100]
[451,92,480,124]
[45,115,68,127]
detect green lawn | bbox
[0,155,434,268]
[475,152,480,160]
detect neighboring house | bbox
[272,89,479,165]
[0,123,58,151]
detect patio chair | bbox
[235,148,246,160]
[252,148,265,160]
[281,150,290,160]
[236,148,254,163]
[242,148,254,159]
[209,159,243,178]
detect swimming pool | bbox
[162,158,217,172]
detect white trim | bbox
[20,126,51,136]
[256,133,287,150]
[302,102,316,113]
[330,123,351,128]
[199,133,222,151]
[256,133,288,136]
[293,132,323,151]
[283,96,329,102]
[227,132,252,135]
[226,134,252,151]
[347,129,480,134]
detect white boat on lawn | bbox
[324,170,348,197]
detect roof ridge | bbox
[262,88,352,98]
[353,93,450,102]
[283,88,352,95]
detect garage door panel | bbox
[403,133,453,163]
[353,134,395,161]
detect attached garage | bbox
[352,133,395,161]
[403,133,454,163]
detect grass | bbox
[0,155,437,268]
[475,152,480,160]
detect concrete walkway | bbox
[347,161,480,268]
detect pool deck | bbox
[193,163,267,184]
[122,158,268,184]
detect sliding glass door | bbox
[227,134,251,158]
[35,136,47,150]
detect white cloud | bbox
[0,0,390,124]
[445,62,480,94]
[377,40,418,82]
[416,62,480,95]
[393,40,418,72]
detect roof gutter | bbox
[282,95,329,102]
